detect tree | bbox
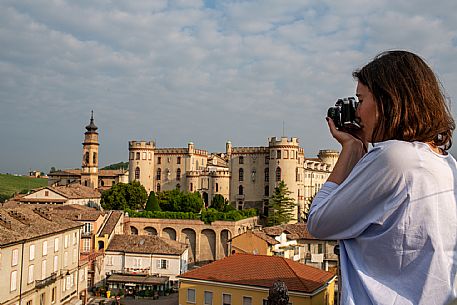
[101,181,147,210]
[145,191,161,212]
[266,181,296,226]
[158,189,204,213]
[210,194,228,212]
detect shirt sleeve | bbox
[307,144,410,240]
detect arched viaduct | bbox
[124,216,259,264]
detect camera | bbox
[327,97,361,130]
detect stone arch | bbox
[220,229,232,257]
[130,226,138,235]
[200,229,216,262]
[181,228,196,264]
[144,227,157,236]
[162,227,177,240]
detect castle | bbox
[49,114,339,221]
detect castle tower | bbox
[268,137,302,223]
[129,141,155,193]
[81,111,99,188]
[318,150,339,171]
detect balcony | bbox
[35,272,57,289]
[81,231,93,238]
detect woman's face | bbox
[356,81,379,143]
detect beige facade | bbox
[129,137,338,222]
[0,206,87,305]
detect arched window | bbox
[157,183,161,192]
[239,168,244,182]
[156,168,161,180]
[215,183,219,192]
[136,152,140,160]
[238,185,243,195]
[176,168,181,181]
[264,168,269,182]
[93,152,97,164]
[276,167,281,182]
[84,152,89,165]
[135,167,140,180]
[264,185,269,196]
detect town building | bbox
[178,253,336,305]
[104,234,188,295]
[229,223,338,273]
[19,184,101,207]
[0,205,88,305]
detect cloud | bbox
[0,0,456,173]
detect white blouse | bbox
[308,140,457,305]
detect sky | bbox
[1,0,457,174]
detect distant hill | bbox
[101,162,129,170]
[0,173,48,201]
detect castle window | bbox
[264,185,269,196]
[148,152,152,160]
[276,167,281,182]
[276,150,281,159]
[284,150,289,159]
[157,183,161,192]
[135,167,140,180]
[84,181,88,186]
[265,156,269,164]
[190,183,193,192]
[176,168,181,181]
[101,180,105,187]
[130,152,134,160]
[156,168,161,181]
[143,152,147,160]
[296,168,300,182]
[158,157,161,164]
[239,168,244,182]
[238,185,243,195]
[251,169,256,182]
[239,156,244,164]
[237,201,243,210]
[215,183,219,192]
[264,168,269,182]
[84,152,89,165]
[177,156,181,164]
[136,152,140,160]
[93,152,97,164]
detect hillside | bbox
[101,161,129,170]
[0,173,48,200]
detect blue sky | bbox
[1,0,457,174]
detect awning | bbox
[107,274,169,285]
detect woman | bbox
[307,50,457,305]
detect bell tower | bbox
[81,111,99,188]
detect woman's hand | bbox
[326,117,367,184]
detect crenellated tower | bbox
[81,111,99,188]
[129,141,155,193]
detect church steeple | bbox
[85,110,98,133]
[81,111,99,189]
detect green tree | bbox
[101,181,147,210]
[266,181,296,226]
[145,191,161,211]
[209,194,227,211]
[158,189,204,213]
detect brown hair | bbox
[353,50,455,150]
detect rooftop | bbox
[106,234,187,255]
[179,253,335,294]
[0,205,82,246]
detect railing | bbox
[35,272,57,289]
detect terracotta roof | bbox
[179,253,335,294]
[48,169,81,176]
[106,234,187,255]
[0,205,82,246]
[99,169,128,177]
[52,205,106,221]
[250,231,279,245]
[99,211,123,236]
[51,184,101,199]
[263,223,318,240]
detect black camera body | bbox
[327,97,361,130]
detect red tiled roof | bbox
[99,211,122,236]
[179,253,335,294]
[106,234,187,255]
[51,184,101,199]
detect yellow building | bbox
[178,253,335,305]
